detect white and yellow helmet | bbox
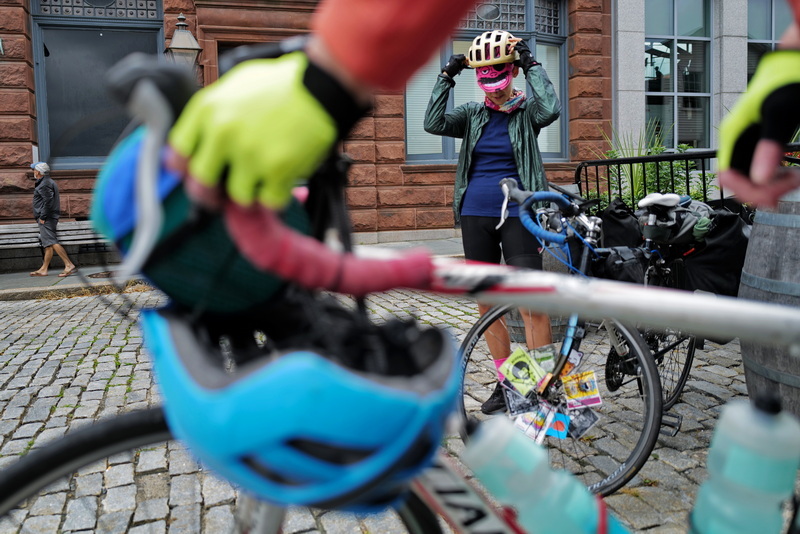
[467,30,518,67]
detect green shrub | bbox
[582,121,717,212]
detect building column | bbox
[612,0,645,147]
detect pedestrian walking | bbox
[29,162,77,277]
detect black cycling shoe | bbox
[480,383,508,415]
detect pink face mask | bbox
[475,63,514,93]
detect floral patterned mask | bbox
[475,62,514,93]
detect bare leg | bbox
[480,304,553,363]
[479,302,511,362]
[31,247,54,275]
[478,301,512,413]
[52,244,76,273]
[520,308,552,349]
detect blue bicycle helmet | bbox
[141,305,460,511]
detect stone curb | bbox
[0,280,145,302]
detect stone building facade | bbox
[0,0,613,243]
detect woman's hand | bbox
[511,39,538,73]
[442,54,468,78]
[717,49,800,207]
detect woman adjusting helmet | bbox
[468,30,519,94]
[425,29,561,415]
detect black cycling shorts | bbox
[460,215,542,270]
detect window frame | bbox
[747,0,792,81]
[405,1,568,164]
[644,0,713,150]
[31,15,163,169]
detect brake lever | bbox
[496,182,511,230]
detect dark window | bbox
[31,0,163,169]
[41,27,158,163]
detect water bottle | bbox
[462,417,629,534]
[690,394,800,534]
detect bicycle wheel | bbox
[0,407,447,534]
[644,328,696,410]
[645,257,697,410]
[459,304,662,496]
[0,407,171,517]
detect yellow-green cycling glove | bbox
[718,50,800,176]
[168,47,368,210]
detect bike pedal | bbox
[660,411,683,437]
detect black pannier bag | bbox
[599,198,643,248]
[683,210,750,297]
[592,246,649,284]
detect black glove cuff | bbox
[517,58,541,72]
[304,61,371,137]
[437,73,456,87]
[761,84,800,143]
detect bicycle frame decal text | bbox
[414,457,521,534]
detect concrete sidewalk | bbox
[0,265,134,302]
[0,237,466,302]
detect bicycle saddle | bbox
[638,192,681,209]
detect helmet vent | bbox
[288,438,375,466]
[241,456,307,486]
[468,30,517,67]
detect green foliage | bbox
[582,121,718,212]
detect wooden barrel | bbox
[739,191,800,416]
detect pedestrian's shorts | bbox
[37,219,59,248]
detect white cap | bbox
[31,162,50,174]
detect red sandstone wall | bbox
[0,0,613,230]
[0,0,37,222]
[568,0,613,162]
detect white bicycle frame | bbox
[428,258,800,353]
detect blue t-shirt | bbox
[460,109,522,217]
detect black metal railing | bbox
[573,143,800,213]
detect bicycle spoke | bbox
[645,329,696,410]
[460,306,662,496]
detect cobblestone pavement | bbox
[0,288,748,533]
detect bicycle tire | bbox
[0,407,171,517]
[645,257,697,410]
[458,304,663,497]
[0,407,447,534]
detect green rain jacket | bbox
[424,65,561,223]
